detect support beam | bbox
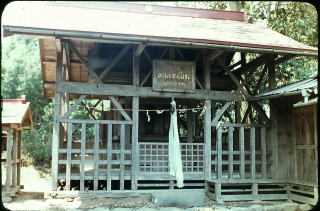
[232,54,269,77]
[109,96,132,121]
[81,102,97,120]
[195,77,204,90]
[207,49,224,62]
[67,40,101,82]
[57,81,243,101]
[5,128,13,190]
[176,48,185,60]
[135,44,145,57]
[97,45,131,81]
[211,102,232,125]
[80,123,86,191]
[131,97,139,190]
[62,95,87,119]
[56,38,62,53]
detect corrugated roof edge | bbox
[47,1,247,22]
[251,74,318,100]
[3,26,318,57]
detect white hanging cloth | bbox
[168,99,184,188]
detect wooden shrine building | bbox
[1,95,33,197]
[2,2,318,204]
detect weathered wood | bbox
[228,127,233,179]
[131,97,139,190]
[261,127,267,179]
[67,40,101,82]
[80,123,86,191]
[57,81,243,101]
[62,95,87,119]
[120,124,125,190]
[240,127,245,179]
[107,124,112,191]
[207,49,224,62]
[52,51,63,191]
[195,77,204,90]
[5,128,13,190]
[81,102,96,120]
[232,54,269,77]
[17,130,22,186]
[135,44,145,57]
[176,48,185,60]
[211,123,270,128]
[253,65,268,95]
[217,127,222,180]
[109,96,132,121]
[60,119,132,125]
[143,49,152,65]
[133,46,140,86]
[140,70,152,87]
[211,102,232,125]
[215,183,222,202]
[93,124,99,190]
[66,123,72,191]
[64,42,71,81]
[187,110,194,143]
[12,130,17,187]
[250,128,256,180]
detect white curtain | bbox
[168,99,184,188]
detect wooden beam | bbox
[135,44,145,57]
[211,102,232,125]
[65,42,71,81]
[239,127,245,179]
[253,65,268,95]
[195,77,204,90]
[273,54,296,66]
[131,97,139,190]
[17,130,22,186]
[5,128,13,190]
[62,95,87,119]
[67,40,101,83]
[107,124,112,191]
[80,123,86,191]
[56,38,62,53]
[93,124,99,190]
[140,71,152,87]
[66,123,72,191]
[80,102,97,120]
[228,127,234,179]
[97,45,131,82]
[232,54,270,77]
[143,49,152,65]
[176,48,185,61]
[207,49,224,62]
[133,45,140,86]
[108,96,132,121]
[12,130,17,187]
[57,81,243,101]
[120,124,125,190]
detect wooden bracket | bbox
[109,96,132,121]
[62,95,87,119]
[135,44,145,57]
[207,49,224,62]
[211,102,232,125]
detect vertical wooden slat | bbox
[228,127,233,179]
[261,127,267,179]
[12,130,17,187]
[107,124,112,191]
[240,127,245,179]
[120,124,125,190]
[66,123,72,190]
[217,127,222,180]
[80,123,86,191]
[5,128,13,190]
[17,130,22,186]
[131,97,139,190]
[93,124,99,190]
[250,128,256,179]
[52,50,62,191]
[204,100,212,180]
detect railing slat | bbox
[107,124,112,191]
[261,127,267,179]
[93,124,99,190]
[66,123,72,190]
[250,128,256,179]
[120,124,125,190]
[228,127,234,179]
[80,123,86,191]
[240,127,245,179]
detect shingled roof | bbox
[1,96,33,130]
[2,1,317,56]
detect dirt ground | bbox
[1,165,314,211]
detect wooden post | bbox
[240,127,245,179]
[107,124,112,191]
[187,109,194,143]
[52,50,63,191]
[12,129,17,187]
[66,123,72,191]
[228,127,234,179]
[5,128,13,190]
[80,123,86,191]
[250,128,258,197]
[17,130,22,186]
[216,127,222,201]
[261,127,267,179]
[93,124,100,190]
[120,124,125,190]
[131,44,140,190]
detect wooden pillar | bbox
[17,130,22,186]
[131,45,140,190]
[5,128,13,190]
[52,47,63,191]
[187,109,195,143]
[12,129,17,187]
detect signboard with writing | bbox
[152,60,196,92]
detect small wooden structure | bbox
[1,95,33,197]
[2,2,318,205]
[253,75,318,205]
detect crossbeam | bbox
[135,44,145,57]
[211,102,232,125]
[62,95,87,119]
[207,49,224,62]
[108,96,132,121]
[57,81,243,101]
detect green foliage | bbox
[1,35,53,168]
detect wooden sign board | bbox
[152,60,196,92]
